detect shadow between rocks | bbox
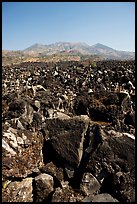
[42,139,68,169]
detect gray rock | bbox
[65,167,75,179]
[34,100,41,109]
[52,187,66,202]
[2,124,43,178]
[91,193,119,202]
[17,136,24,145]
[2,139,16,156]
[21,103,34,124]
[54,111,71,119]
[81,195,93,202]
[80,172,101,196]
[17,119,25,130]
[52,182,80,202]
[34,173,54,202]
[2,177,33,202]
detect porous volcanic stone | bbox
[2,124,44,178]
[34,173,54,202]
[86,129,135,202]
[44,116,90,170]
[2,177,33,202]
[51,181,84,202]
[40,161,64,183]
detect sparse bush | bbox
[91,61,96,68]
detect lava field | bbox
[2,60,135,202]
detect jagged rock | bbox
[123,132,135,140]
[40,161,64,183]
[2,60,135,202]
[34,173,54,202]
[73,94,89,115]
[2,177,33,202]
[86,128,135,202]
[64,167,75,179]
[51,181,84,202]
[54,111,72,119]
[51,187,74,202]
[124,110,135,127]
[81,195,93,202]
[91,193,119,202]
[34,100,41,109]
[44,116,90,170]
[32,112,43,129]
[21,103,34,124]
[80,172,101,196]
[102,93,119,106]
[2,124,44,178]
[100,170,135,202]
[7,99,25,119]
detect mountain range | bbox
[3,42,135,60]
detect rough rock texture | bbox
[92,193,119,202]
[51,181,84,202]
[2,123,43,178]
[43,116,90,170]
[2,60,135,202]
[2,177,33,202]
[34,173,54,202]
[81,193,119,202]
[80,172,101,196]
[40,161,64,184]
[86,129,135,202]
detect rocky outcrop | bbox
[2,60,135,202]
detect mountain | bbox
[24,42,91,56]
[90,43,116,54]
[3,42,135,60]
[23,42,135,60]
[89,43,135,59]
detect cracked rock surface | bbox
[2,60,135,202]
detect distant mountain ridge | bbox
[3,42,135,60]
[23,42,135,60]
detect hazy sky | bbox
[2,2,135,51]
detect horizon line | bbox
[2,41,135,52]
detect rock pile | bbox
[2,60,135,202]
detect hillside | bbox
[23,42,135,60]
[2,42,135,63]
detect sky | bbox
[2,2,135,51]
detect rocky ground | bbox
[2,60,135,202]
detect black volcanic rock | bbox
[86,130,135,202]
[43,116,90,170]
[2,60,135,202]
